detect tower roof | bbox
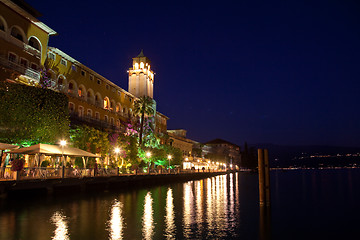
[136,49,145,57]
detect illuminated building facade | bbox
[167,129,193,156]
[0,0,56,86]
[203,139,241,166]
[0,0,168,135]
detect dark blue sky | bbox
[30,0,360,147]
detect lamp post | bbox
[168,155,172,173]
[146,151,151,174]
[60,140,66,178]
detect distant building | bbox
[203,138,241,166]
[167,129,193,156]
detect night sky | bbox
[29,0,360,147]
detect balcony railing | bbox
[0,55,40,82]
[69,112,125,132]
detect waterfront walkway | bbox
[0,167,229,197]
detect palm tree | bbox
[133,96,156,145]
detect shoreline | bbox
[0,171,232,198]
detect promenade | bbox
[0,167,228,197]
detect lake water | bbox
[0,169,359,240]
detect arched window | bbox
[116,103,121,113]
[0,17,5,31]
[104,97,110,110]
[78,86,83,97]
[116,119,121,127]
[58,76,64,85]
[11,26,24,41]
[104,115,108,123]
[28,37,41,50]
[68,82,74,90]
[87,109,92,117]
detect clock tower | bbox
[128,50,154,98]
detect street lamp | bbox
[60,140,66,178]
[168,155,172,170]
[114,147,120,165]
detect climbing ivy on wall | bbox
[0,81,70,145]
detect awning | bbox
[9,143,97,158]
[0,142,19,150]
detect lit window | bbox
[104,97,110,109]
[140,62,144,69]
[78,87,82,97]
[135,62,139,69]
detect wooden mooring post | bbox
[258,149,271,206]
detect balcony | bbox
[0,55,40,82]
[69,113,125,132]
[8,35,41,59]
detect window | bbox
[30,63,38,70]
[106,84,110,90]
[104,115,108,123]
[95,112,100,120]
[68,102,75,113]
[20,58,28,67]
[71,65,76,71]
[110,117,114,126]
[81,70,86,76]
[60,59,67,66]
[116,104,121,112]
[90,75,94,81]
[97,79,101,85]
[116,119,121,127]
[78,87,83,97]
[58,76,64,85]
[87,109,92,117]
[11,27,23,41]
[28,37,40,50]
[129,97,133,103]
[48,52,56,60]
[0,20,4,31]
[78,106,84,118]
[8,52,17,63]
[104,97,110,110]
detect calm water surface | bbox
[1,169,360,240]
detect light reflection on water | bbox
[164,187,176,239]
[51,211,69,240]
[142,192,154,240]
[108,200,124,240]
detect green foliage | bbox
[70,125,109,157]
[0,81,70,145]
[40,160,50,167]
[133,96,156,145]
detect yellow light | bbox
[60,140,66,146]
[114,148,120,154]
[185,158,189,161]
[146,152,151,158]
[168,155,172,160]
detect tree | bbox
[133,96,155,146]
[0,81,69,145]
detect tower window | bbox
[140,62,144,69]
[134,62,139,69]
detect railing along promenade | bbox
[0,167,225,181]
